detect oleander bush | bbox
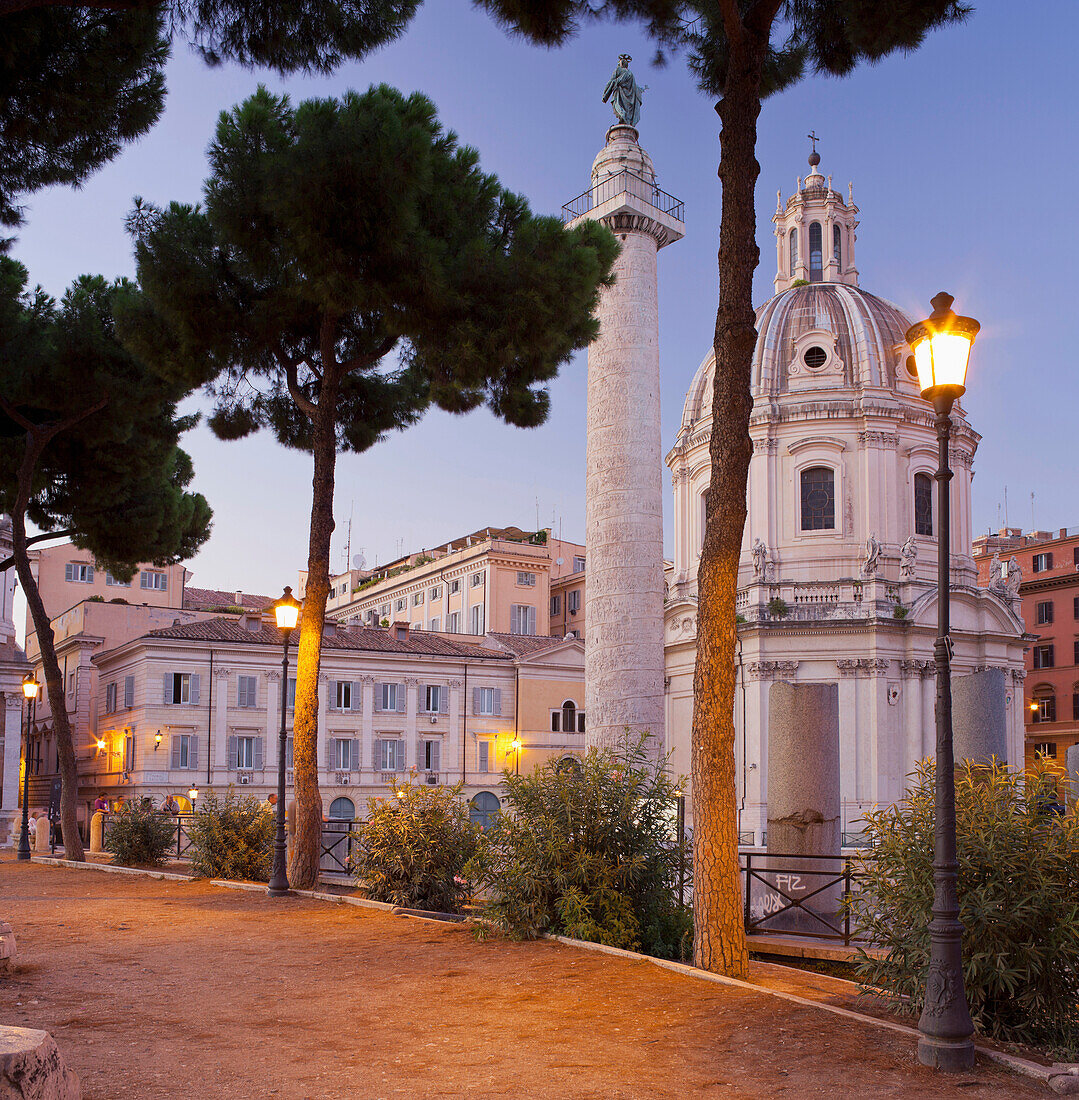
[849,757,1079,1056]
[353,781,480,913]
[104,803,176,867]
[187,787,274,881]
[467,732,692,961]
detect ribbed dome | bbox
[682,284,915,427]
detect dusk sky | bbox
[10,1,1079,612]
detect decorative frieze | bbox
[745,660,799,681]
[600,212,678,247]
[838,657,893,677]
[899,659,935,678]
[858,430,900,448]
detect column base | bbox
[917,1034,976,1072]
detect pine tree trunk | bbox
[286,373,339,889]
[9,436,85,862]
[691,32,768,978]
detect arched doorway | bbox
[469,791,500,829]
[328,796,355,820]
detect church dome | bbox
[681,283,916,427]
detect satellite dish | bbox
[352,553,366,571]
[555,558,564,566]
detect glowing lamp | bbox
[510,738,521,752]
[1030,702,1039,713]
[96,739,106,751]
[273,586,301,632]
[395,788,406,799]
[188,786,199,802]
[154,731,163,748]
[904,292,979,410]
[21,674,39,701]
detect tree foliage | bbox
[468,733,692,961]
[850,758,1079,1057]
[354,781,480,913]
[104,803,177,867]
[187,786,274,880]
[121,84,618,889]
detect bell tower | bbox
[773,136,859,294]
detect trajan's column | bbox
[566,56,684,753]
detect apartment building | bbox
[89,617,585,824]
[974,526,1079,777]
[331,526,586,640]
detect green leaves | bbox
[187,787,275,882]
[104,803,178,869]
[849,758,1079,1057]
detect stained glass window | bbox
[914,473,933,536]
[800,467,835,530]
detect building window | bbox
[1074,596,1079,620]
[447,611,460,633]
[334,738,355,771]
[328,796,355,820]
[567,589,581,614]
[1036,600,1054,625]
[808,221,823,282]
[236,736,255,770]
[1032,696,1056,723]
[561,700,577,734]
[105,573,130,587]
[1033,741,1057,759]
[516,571,536,587]
[140,571,167,591]
[789,228,798,272]
[287,677,297,709]
[800,467,835,531]
[395,598,406,612]
[551,710,560,732]
[423,685,443,713]
[166,672,199,705]
[833,223,841,268]
[1033,552,1053,573]
[429,585,441,601]
[470,605,485,635]
[470,790,500,828]
[238,675,257,708]
[914,473,933,536]
[573,556,586,573]
[428,617,440,632]
[1033,645,1055,670]
[1074,640,1079,665]
[377,739,404,771]
[474,687,500,716]
[171,733,199,770]
[449,579,460,595]
[423,739,441,773]
[334,681,352,710]
[1073,692,1079,721]
[412,591,423,606]
[378,683,400,712]
[510,604,536,636]
[477,741,490,773]
[105,682,117,712]
[471,572,484,587]
[64,562,94,583]
[550,594,561,616]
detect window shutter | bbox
[493,688,502,716]
[439,686,448,714]
[472,687,480,714]
[351,739,360,770]
[352,682,362,712]
[170,735,181,770]
[479,741,489,772]
[164,673,173,705]
[327,737,335,770]
[188,737,199,772]
[430,740,440,773]
[396,684,406,713]
[374,738,383,769]
[124,675,134,708]
[190,674,201,705]
[527,606,536,635]
[228,735,238,770]
[126,734,135,771]
[254,737,264,770]
[374,685,384,714]
[286,736,294,769]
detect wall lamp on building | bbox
[510,738,521,776]
[95,739,106,752]
[154,731,163,749]
[17,674,40,862]
[905,291,980,1073]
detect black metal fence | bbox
[100,812,197,859]
[562,169,684,223]
[320,819,363,875]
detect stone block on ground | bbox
[0,1026,80,1099]
[0,923,15,976]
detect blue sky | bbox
[10,0,1079,604]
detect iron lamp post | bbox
[268,586,301,896]
[17,674,39,861]
[905,291,979,1072]
[510,738,521,776]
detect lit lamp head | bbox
[510,738,521,753]
[154,731,163,748]
[21,674,39,701]
[1030,702,1039,713]
[96,739,106,751]
[905,291,980,416]
[273,586,301,633]
[188,785,199,803]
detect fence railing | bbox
[320,819,364,875]
[562,169,684,223]
[101,812,197,859]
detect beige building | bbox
[0,517,29,842]
[89,617,586,822]
[330,526,585,640]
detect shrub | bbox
[892,603,909,619]
[187,787,274,881]
[353,781,480,912]
[468,731,692,961]
[767,596,789,618]
[849,758,1079,1056]
[104,804,176,867]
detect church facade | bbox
[663,154,1029,843]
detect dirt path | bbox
[0,860,1043,1099]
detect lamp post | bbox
[905,291,979,1072]
[17,674,39,861]
[510,738,521,776]
[268,586,301,896]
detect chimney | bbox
[1060,528,1069,540]
[322,619,339,641]
[235,590,243,606]
[365,609,379,628]
[392,621,409,642]
[241,611,262,632]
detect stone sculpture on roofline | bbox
[602,54,647,127]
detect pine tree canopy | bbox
[120,84,619,452]
[0,255,213,578]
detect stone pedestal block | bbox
[0,922,15,976]
[89,813,104,854]
[0,1027,80,1099]
[952,668,1007,766]
[33,818,49,853]
[1066,745,1079,807]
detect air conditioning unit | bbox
[238,773,251,785]
[429,716,438,724]
[336,772,351,785]
[425,773,439,785]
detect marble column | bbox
[569,123,684,755]
[2,694,22,821]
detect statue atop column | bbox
[602,54,646,127]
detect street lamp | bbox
[188,785,199,804]
[268,585,300,897]
[905,291,979,1072]
[17,674,39,861]
[510,737,521,776]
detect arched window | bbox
[800,466,835,530]
[914,473,934,536]
[562,700,577,733]
[833,224,842,269]
[328,796,355,820]
[470,791,501,829]
[809,222,823,282]
[788,228,798,273]
[556,756,583,778]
